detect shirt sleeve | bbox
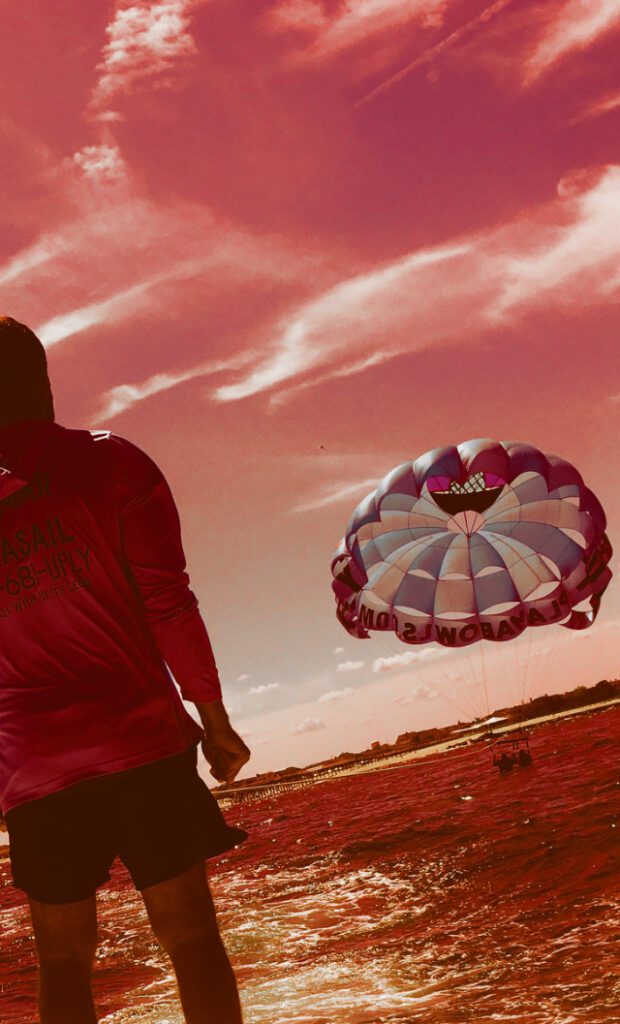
[114,437,223,704]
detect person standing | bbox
[0,316,251,1024]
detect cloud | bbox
[70,143,128,183]
[523,0,620,84]
[237,673,250,682]
[372,648,451,673]
[487,166,620,317]
[214,243,469,402]
[34,245,245,352]
[570,88,620,125]
[268,0,446,70]
[94,351,253,421]
[411,685,440,699]
[37,279,157,348]
[0,189,202,337]
[0,149,299,376]
[336,660,365,673]
[89,0,199,122]
[317,687,354,703]
[358,0,620,106]
[250,683,280,695]
[213,165,620,403]
[291,716,326,734]
[357,0,517,107]
[333,646,345,655]
[0,236,68,289]
[269,351,392,407]
[268,0,327,33]
[291,476,380,513]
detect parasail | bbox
[331,439,612,649]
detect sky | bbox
[1,0,619,782]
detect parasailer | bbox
[331,438,612,649]
[331,439,612,772]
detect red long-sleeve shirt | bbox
[0,418,222,813]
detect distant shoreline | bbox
[216,697,620,803]
[1,699,617,845]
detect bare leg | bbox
[140,861,244,1024]
[28,894,98,1024]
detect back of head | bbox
[0,317,55,430]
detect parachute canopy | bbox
[331,439,612,648]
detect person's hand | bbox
[194,698,251,783]
[201,723,251,783]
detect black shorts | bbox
[5,743,248,904]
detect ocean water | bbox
[0,707,618,1024]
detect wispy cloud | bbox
[411,685,440,699]
[373,649,452,673]
[89,0,200,122]
[268,0,446,69]
[37,279,156,348]
[215,244,469,403]
[214,165,620,404]
[268,0,327,33]
[291,476,380,514]
[291,716,325,734]
[487,166,620,317]
[32,245,225,350]
[0,155,298,370]
[269,351,393,407]
[94,351,254,421]
[336,660,365,673]
[357,0,517,107]
[0,236,69,288]
[0,189,184,307]
[250,682,280,695]
[0,121,319,428]
[317,687,354,704]
[357,0,620,105]
[570,88,620,125]
[523,0,620,84]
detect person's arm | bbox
[118,459,223,703]
[194,698,231,734]
[116,440,250,781]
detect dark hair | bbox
[0,317,55,429]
